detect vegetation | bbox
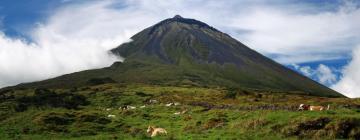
[0,83,359,139]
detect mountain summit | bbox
[11,15,344,97]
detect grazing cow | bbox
[120,105,137,110]
[298,104,309,111]
[140,105,146,108]
[127,105,136,109]
[181,109,188,114]
[107,114,116,118]
[119,105,127,110]
[166,103,174,107]
[174,109,188,115]
[147,126,167,137]
[298,104,330,111]
[166,102,181,107]
[309,105,330,111]
[106,108,112,111]
[149,99,158,104]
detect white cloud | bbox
[228,3,360,64]
[1,0,360,89]
[0,1,152,87]
[299,66,313,77]
[290,64,338,86]
[316,64,337,85]
[332,46,360,98]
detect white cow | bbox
[107,114,116,118]
[149,99,158,104]
[147,126,167,137]
[165,103,174,107]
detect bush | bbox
[15,88,89,111]
[224,88,239,99]
[135,91,152,97]
[86,77,116,86]
[33,112,75,132]
[76,113,111,124]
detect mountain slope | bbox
[7,15,344,97]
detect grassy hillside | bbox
[10,58,344,98]
[0,83,359,139]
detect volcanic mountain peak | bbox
[173,15,183,19]
[148,15,219,35]
[9,16,344,98]
[112,15,248,65]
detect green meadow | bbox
[1,84,359,140]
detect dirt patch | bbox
[283,117,331,137]
[282,117,360,139]
[298,117,331,131]
[334,118,360,139]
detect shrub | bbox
[224,88,238,99]
[76,113,111,124]
[86,77,116,86]
[15,89,89,111]
[33,112,75,132]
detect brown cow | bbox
[147,126,167,137]
[298,104,330,111]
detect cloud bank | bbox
[332,46,360,98]
[290,64,338,86]
[1,0,360,97]
[0,1,146,87]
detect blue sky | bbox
[0,0,359,97]
[0,0,61,37]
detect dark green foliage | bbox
[224,88,251,99]
[86,77,116,86]
[15,89,89,111]
[0,93,14,102]
[135,91,152,97]
[77,113,111,124]
[224,88,238,99]
[283,117,360,139]
[334,118,360,139]
[286,117,332,136]
[34,112,75,132]
[32,111,112,134]
[39,112,75,125]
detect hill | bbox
[7,15,344,97]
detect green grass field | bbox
[1,84,359,140]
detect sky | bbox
[0,0,360,97]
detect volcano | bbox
[11,15,344,97]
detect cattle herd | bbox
[102,99,331,137]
